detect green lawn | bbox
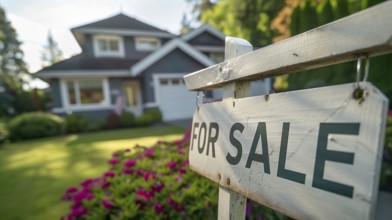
[0,126,185,220]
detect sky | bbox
[1,0,192,77]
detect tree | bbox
[196,0,285,47]
[0,6,28,115]
[285,0,392,108]
[41,30,63,67]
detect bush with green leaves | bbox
[8,112,64,141]
[0,122,8,144]
[144,108,162,122]
[380,115,392,192]
[119,111,135,128]
[65,115,89,134]
[134,108,162,127]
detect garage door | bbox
[155,75,197,121]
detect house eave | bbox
[35,70,131,79]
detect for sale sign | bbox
[189,82,388,220]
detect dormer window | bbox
[135,37,161,51]
[93,35,125,57]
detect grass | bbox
[0,126,185,220]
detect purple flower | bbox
[81,179,93,188]
[86,193,94,200]
[175,175,183,182]
[108,159,120,165]
[66,187,78,194]
[182,160,189,167]
[167,161,178,169]
[104,171,116,178]
[246,202,252,217]
[136,188,154,200]
[124,159,136,167]
[101,200,113,209]
[257,216,263,220]
[101,180,110,189]
[154,203,165,213]
[112,152,120,158]
[124,148,131,152]
[144,148,154,158]
[70,206,87,217]
[178,168,186,174]
[151,182,164,193]
[73,188,89,202]
[135,199,146,210]
[122,168,134,175]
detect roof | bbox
[72,13,174,47]
[72,13,173,36]
[37,54,138,72]
[131,38,214,76]
[181,24,225,42]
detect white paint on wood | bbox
[184,1,392,91]
[189,82,388,220]
[218,37,254,220]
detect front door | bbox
[123,81,142,116]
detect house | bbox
[36,13,227,122]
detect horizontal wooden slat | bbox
[184,1,392,91]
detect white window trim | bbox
[60,78,111,110]
[135,37,161,51]
[93,35,125,58]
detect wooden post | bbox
[218,37,253,220]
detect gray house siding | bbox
[188,32,224,46]
[108,78,123,105]
[56,109,112,123]
[140,49,206,104]
[84,34,94,57]
[49,78,62,108]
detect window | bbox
[64,79,109,107]
[93,35,124,57]
[135,37,161,51]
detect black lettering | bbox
[191,123,199,151]
[226,123,244,165]
[198,123,207,154]
[312,123,360,198]
[245,122,270,174]
[277,123,306,184]
[206,123,219,157]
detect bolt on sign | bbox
[189,82,388,220]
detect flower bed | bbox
[61,132,218,220]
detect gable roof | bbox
[131,38,215,76]
[182,24,225,42]
[72,13,172,34]
[72,13,174,46]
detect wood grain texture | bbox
[189,82,388,220]
[184,1,392,91]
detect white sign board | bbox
[189,82,388,220]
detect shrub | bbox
[134,108,162,127]
[8,112,64,141]
[119,111,135,128]
[0,122,8,144]
[105,112,121,129]
[144,108,162,122]
[381,116,392,192]
[61,132,218,220]
[65,115,89,134]
[134,114,155,127]
[87,119,106,132]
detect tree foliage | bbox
[200,0,285,47]
[0,6,28,115]
[41,30,63,67]
[286,0,392,108]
